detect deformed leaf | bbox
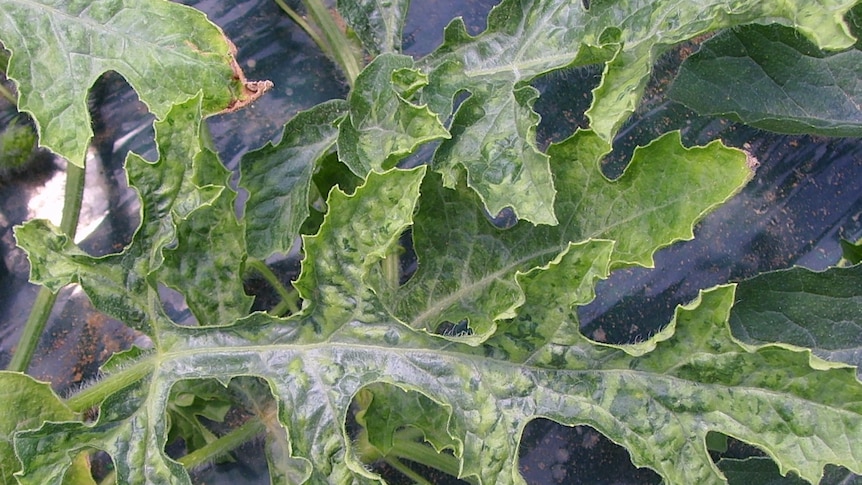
[418,0,858,223]
[337,0,411,55]
[433,83,558,225]
[13,155,862,485]
[293,165,426,330]
[669,23,862,136]
[729,264,862,372]
[379,130,751,343]
[14,96,233,334]
[0,0,250,166]
[14,362,183,485]
[0,372,93,485]
[338,53,449,176]
[241,100,347,260]
[27,260,862,484]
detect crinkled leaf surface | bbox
[0,372,93,485]
[729,264,862,372]
[337,0,410,55]
[415,0,858,223]
[241,100,347,259]
[10,1,862,482]
[13,104,862,484]
[0,0,246,166]
[14,96,240,332]
[337,53,449,176]
[669,22,862,136]
[377,130,751,343]
[161,170,254,325]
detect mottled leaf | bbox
[337,0,411,55]
[0,0,251,166]
[293,165,426,330]
[241,100,347,259]
[338,53,449,176]
[418,0,857,222]
[14,96,231,333]
[0,372,93,485]
[379,130,751,343]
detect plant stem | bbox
[384,456,434,485]
[65,358,155,412]
[247,259,300,315]
[0,83,15,104]
[388,437,466,481]
[7,162,86,372]
[274,0,362,86]
[272,0,329,56]
[383,252,400,289]
[178,417,266,469]
[301,0,362,85]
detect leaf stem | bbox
[177,416,266,469]
[247,259,300,315]
[272,0,329,56]
[0,83,15,104]
[7,161,86,372]
[274,0,362,86]
[387,436,466,481]
[383,252,401,289]
[65,358,155,412]
[383,456,435,485]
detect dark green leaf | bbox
[669,24,862,136]
[718,457,808,485]
[730,264,862,371]
[841,238,862,265]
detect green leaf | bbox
[293,165,426,330]
[14,152,862,485]
[379,130,751,343]
[0,372,93,485]
[337,0,411,55]
[418,0,858,223]
[241,100,347,260]
[22,266,862,484]
[162,150,253,326]
[14,364,184,485]
[669,23,862,136]
[841,238,862,265]
[166,379,233,454]
[729,264,862,371]
[433,83,558,225]
[338,53,449,176]
[355,383,459,458]
[14,95,230,333]
[0,0,251,166]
